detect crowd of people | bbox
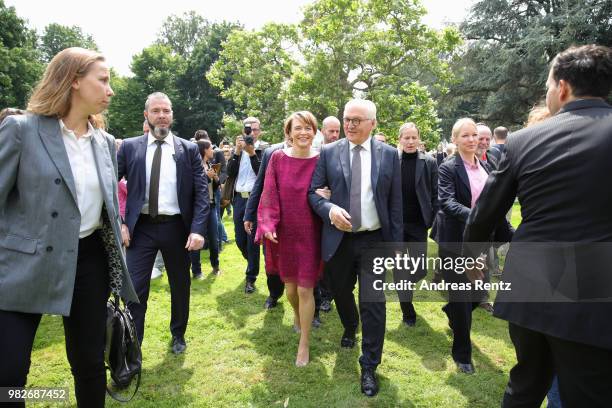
[0,43,611,407]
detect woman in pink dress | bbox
[256,111,322,367]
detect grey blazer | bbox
[0,114,138,316]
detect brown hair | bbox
[283,111,318,138]
[27,47,107,129]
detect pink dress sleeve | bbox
[118,178,127,219]
[255,151,281,244]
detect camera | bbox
[244,124,252,135]
[244,135,254,145]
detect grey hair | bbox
[398,122,420,138]
[243,116,260,125]
[144,92,172,111]
[344,99,377,120]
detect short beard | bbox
[147,119,170,140]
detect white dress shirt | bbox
[348,136,381,231]
[142,132,181,215]
[59,120,103,238]
[235,150,257,193]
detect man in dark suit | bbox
[118,92,208,354]
[309,99,403,397]
[464,45,612,407]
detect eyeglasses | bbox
[343,117,372,127]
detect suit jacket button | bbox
[51,211,58,218]
[54,178,61,185]
[46,246,53,252]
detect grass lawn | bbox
[27,203,544,407]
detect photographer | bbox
[227,117,265,293]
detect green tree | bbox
[0,0,43,109]
[207,23,299,142]
[40,23,98,62]
[157,11,209,58]
[173,21,241,143]
[442,0,612,131]
[107,45,185,138]
[208,0,461,145]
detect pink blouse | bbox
[463,158,488,208]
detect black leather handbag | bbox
[105,295,142,402]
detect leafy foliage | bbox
[40,23,98,62]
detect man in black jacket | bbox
[464,44,612,408]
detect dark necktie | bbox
[149,140,163,217]
[350,145,362,231]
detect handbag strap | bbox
[106,370,141,403]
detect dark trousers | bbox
[325,230,386,369]
[127,216,190,344]
[319,270,334,303]
[0,231,110,408]
[394,222,428,319]
[190,203,219,273]
[232,195,260,282]
[503,323,612,408]
[439,247,479,364]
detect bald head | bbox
[476,123,492,155]
[321,116,341,144]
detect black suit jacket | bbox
[398,150,439,228]
[463,99,612,350]
[309,137,403,261]
[432,154,512,253]
[244,142,284,223]
[117,134,209,236]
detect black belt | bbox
[140,214,182,223]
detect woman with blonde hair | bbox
[433,117,512,373]
[0,47,138,407]
[256,111,322,366]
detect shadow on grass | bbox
[32,315,65,350]
[214,281,268,329]
[137,350,196,406]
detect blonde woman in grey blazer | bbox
[0,48,138,408]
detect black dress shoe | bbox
[402,315,417,327]
[320,299,332,313]
[244,281,255,294]
[264,296,278,309]
[171,336,187,355]
[455,361,475,374]
[312,314,322,329]
[360,367,379,397]
[340,330,356,348]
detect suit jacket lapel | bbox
[415,152,425,185]
[37,116,78,206]
[136,135,148,191]
[371,138,382,192]
[173,135,184,196]
[90,131,114,211]
[339,139,351,190]
[455,154,471,193]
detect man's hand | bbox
[465,266,484,282]
[185,233,205,251]
[206,168,217,180]
[315,186,331,200]
[244,221,253,235]
[264,231,278,244]
[330,206,352,232]
[235,136,245,155]
[121,224,130,247]
[244,143,256,156]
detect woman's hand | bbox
[121,224,130,247]
[264,231,278,244]
[315,186,332,200]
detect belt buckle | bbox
[240,191,250,198]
